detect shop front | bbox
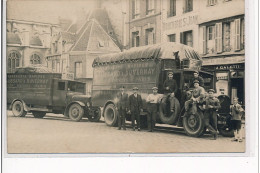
[202,56,245,105]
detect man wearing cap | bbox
[146,87,161,132]
[204,89,221,140]
[162,72,178,112]
[184,80,205,115]
[189,71,204,88]
[116,86,128,130]
[129,87,143,131]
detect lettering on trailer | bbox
[93,61,157,85]
[7,74,52,89]
[163,15,199,31]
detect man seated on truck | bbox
[162,72,178,113]
[184,80,205,115]
[189,71,204,88]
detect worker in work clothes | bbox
[162,72,178,112]
[189,71,204,88]
[128,87,143,131]
[230,97,244,142]
[184,80,205,115]
[204,89,221,140]
[146,87,161,132]
[116,86,128,130]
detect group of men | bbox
[116,70,244,141]
[116,85,160,132]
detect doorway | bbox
[231,78,244,105]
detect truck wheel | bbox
[183,111,205,137]
[104,104,118,126]
[32,111,46,118]
[12,101,27,117]
[159,98,180,124]
[88,109,101,122]
[69,103,84,121]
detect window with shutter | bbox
[241,19,245,49]
[202,26,207,54]
[215,23,222,53]
[234,19,241,51]
[168,0,176,17]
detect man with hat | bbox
[189,71,204,88]
[204,89,221,140]
[116,86,128,130]
[162,72,178,112]
[184,80,205,115]
[129,87,143,131]
[146,87,161,132]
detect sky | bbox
[6,0,98,24]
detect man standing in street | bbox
[146,87,161,132]
[204,89,221,140]
[230,97,244,142]
[116,86,128,130]
[129,87,143,131]
[189,71,204,88]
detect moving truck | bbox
[91,42,228,137]
[7,68,100,122]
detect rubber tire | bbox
[183,111,205,137]
[32,111,46,118]
[104,104,118,127]
[219,127,234,137]
[68,103,84,122]
[159,98,180,124]
[88,109,101,122]
[12,101,27,117]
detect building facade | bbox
[125,0,162,49]
[198,0,245,104]
[6,20,59,73]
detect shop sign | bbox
[163,15,198,31]
[215,64,244,70]
[216,72,228,80]
[62,73,74,80]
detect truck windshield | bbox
[68,81,85,93]
[183,71,213,91]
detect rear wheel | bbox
[69,103,84,121]
[183,111,205,137]
[12,101,27,117]
[32,111,46,118]
[104,104,118,126]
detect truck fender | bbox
[10,99,29,112]
[64,101,86,117]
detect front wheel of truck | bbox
[104,104,118,126]
[32,111,46,118]
[69,103,84,121]
[12,101,27,117]
[183,111,205,137]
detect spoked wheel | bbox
[68,103,84,121]
[183,111,205,137]
[12,101,27,117]
[104,104,118,127]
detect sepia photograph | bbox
[4,0,247,154]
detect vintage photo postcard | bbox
[4,0,250,155]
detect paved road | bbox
[6,111,245,153]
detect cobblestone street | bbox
[6,111,245,154]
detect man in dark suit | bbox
[116,86,128,130]
[129,87,143,131]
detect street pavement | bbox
[6,111,245,154]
